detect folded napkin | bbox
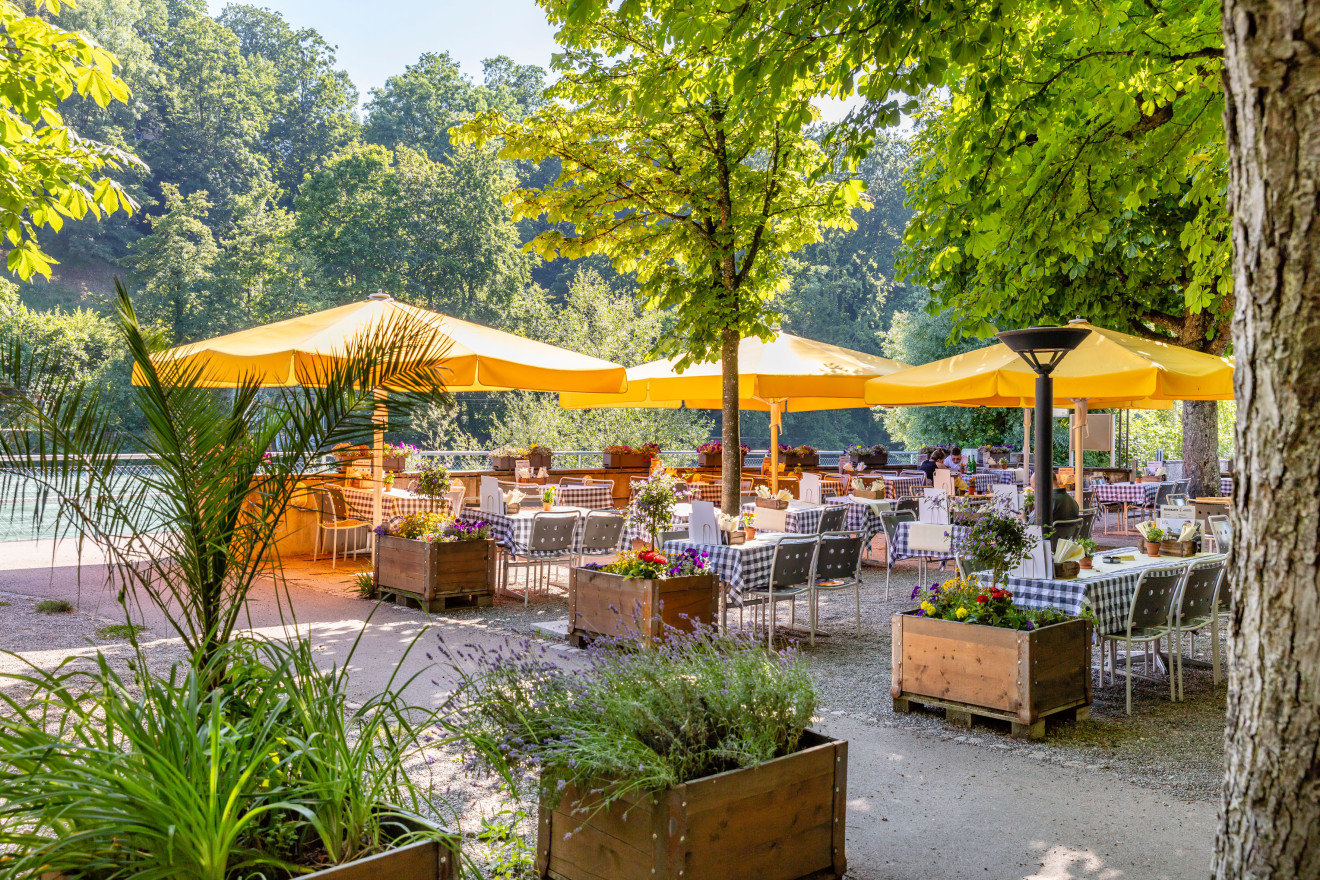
[1053,539,1085,563]
[754,485,793,502]
[1177,521,1200,542]
[502,489,525,505]
[908,523,952,553]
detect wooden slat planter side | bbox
[891,613,1091,739]
[568,569,717,644]
[536,730,847,880]
[375,536,495,611]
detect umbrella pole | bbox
[770,400,782,494]
[1072,401,1087,512]
[373,389,385,532]
[1023,407,1031,464]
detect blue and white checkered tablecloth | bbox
[740,500,826,536]
[825,496,890,540]
[884,476,928,498]
[964,471,1016,493]
[978,550,1192,634]
[552,484,616,510]
[457,506,619,558]
[340,486,446,521]
[662,537,783,605]
[623,503,691,546]
[890,521,970,564]
[685,482,723,503]
[1220,477,1233,495]
[1092,482,1161,506]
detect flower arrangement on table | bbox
[411,459,451,499]
[583,546,709,579]
[910,574,1078,631]
[629,471,683,548]
[953,504,1039,588]
[541,486,555,507]
[696,440,750,455]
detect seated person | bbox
[946,446,966,474]
[919,448,947,483]
[1052,473,1081,522]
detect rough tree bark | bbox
[1182,399,1221,496]
[720,327,741,515]
[1215,0,1320,877]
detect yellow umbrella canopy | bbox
[560,331,909,494]
[137,292,628,393]
[561,332,908,411]
[863,321,1233,407]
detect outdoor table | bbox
[457,505,612,556]
[880,475,927,499]
[552,483,615,510]
[964,471,1016,493]
[623,502,691,546]
[890,521,969,564]
[662,536,785,605]
[340,486,445,521]
[1091,482,1160,534]
[979,550,1219,635]
[741,499,827,535]
[826,495,892,540]
[685,482,723,503]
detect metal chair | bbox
[1098,562,1187,714]
[879,509,918,599]
[577,510,626,567]
[313,489,369,569]
[1170,555,1227,700]
[1207,514,1231,554]
[1078,507,1099,540]
[1165,493,1190,507]
[797,531,866,644]
[502,511,580,606]
[743,536,819,647]
[1050,516,1082,543]
[1174,478,1191,498]
[659,529,689,546]
[816,504,847,534]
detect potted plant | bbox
[1136,521,1166,556]
[629,471,683,548]
[893,574,1093,739]
[541,485,555,511]
[332,441,371,471]
[846,443,889,467]
[375,512,497,610]
[697,439,748,468]
[0,283,462,878]
[743,510,756,540]
[412,458,452,509]
[569,547,715,645]
[1077,537,1099,569]
[780,443,819,469]
[444,626,848,880]
[382,441,418,473]
[639,441,662,460]
[488,442,521,471]
[527,443,554,469]
[383,472,396,490]
[603,443,649,468]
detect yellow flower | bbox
[920,601,936,615]
[956,607,969,619]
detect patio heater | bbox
[995,325,1091,530]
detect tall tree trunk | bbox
[720,326,740,514]
[1182,400,1221,496]
[1216,1,1320,877]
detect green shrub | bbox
[349,570,375,598]
[34,599,73,614]
[0,635,460,879]
[95,623,147,640]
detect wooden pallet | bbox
[380,589,493,612]
[892,693,1090,739]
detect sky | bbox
[217,0,860,121]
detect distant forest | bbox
[8,0,1017,452]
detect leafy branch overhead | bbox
[454,0,865,369]
[0,0,143,280]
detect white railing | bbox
[413,449,920,470]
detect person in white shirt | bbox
[946,446,966,475]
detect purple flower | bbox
[910,585,920,600]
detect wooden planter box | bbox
[309,810,458,880]
[536,729,847,880]
[567,568,717,646]
[755,497,789,510]
[603,452,649,469]
[697,451,743,468]
[528,453,553,470]
[783,452,819,469]
[849,451,888,468]
[490,455,516,471]
[382,454,409,473]
[891,613,1091,739]
[374,534,496,611]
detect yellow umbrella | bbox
[864,320,1232,507]
[561,331,909,496]
[139,292,628,527]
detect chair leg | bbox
[855,583,861,635]
[1171,630,1180,702]
[331,529,338,570]
[1125,636,1133,715]
[1212,615,1221,686]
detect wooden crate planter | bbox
[528,453,553,469]
[568,568,716,645]
[891,613,1091,739]
[784,452,820,469]
[849,451,888,468]
[697,451,743,468]
[309,811,459,880]
[603,451,649,469]
[536,729,847,880]
[374,534,496,611]
[490,455,516,471]
[381,454,410,473]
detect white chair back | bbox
[479,475,505,515]
[689,499,720,544]
[800,472,822,505]
[919,488,949,524]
